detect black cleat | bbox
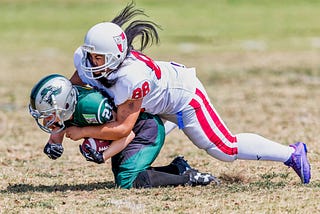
[170,155,192,175]
[184,169,220,186]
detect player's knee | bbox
[206,148,237,162]
[132,171,152,188]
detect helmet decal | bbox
[40,86,62,106]
[113,32,126,53]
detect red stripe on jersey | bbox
[195,89,237,143]
[131,51,161,79]
[189,89,237,155]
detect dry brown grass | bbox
[1,50,320,213]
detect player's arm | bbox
[43,129,65,160]
[102,131,135,161]
[48,129,65,144]
[80,131,135,164]
[66,98,142,141]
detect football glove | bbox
[79,144,105,164]
[43,142,64,160]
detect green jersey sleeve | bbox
[72,86,114,126]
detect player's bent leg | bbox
[178,87,238,162]
[182,126,238,162]
[133,168,219,188]
[132,170,188,188]
[180,109,238,162]
[151,155,191,175]
[112,113,165,189]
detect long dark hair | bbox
[112,1,161,53]
[98,1,161,88]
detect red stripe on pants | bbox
[196,88,237,143]
[189,89,237,155]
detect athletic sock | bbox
[133,170,188,188]
[237,133,294,162]
[149,164,180,175]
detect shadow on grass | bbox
[2,181,115,193]
[217,171,318,193]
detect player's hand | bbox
[65,126,84,141]
[43,142,64,160]
[79,144,105,164]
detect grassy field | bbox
[1,0,320,213]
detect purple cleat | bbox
[284,142,311,184]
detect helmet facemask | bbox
[29,103,66,134]
[80,22,128,80]
[80,48,119,80]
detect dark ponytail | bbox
[111,1,161,52]
[99,2,160,88]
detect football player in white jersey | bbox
[67,2,310,184]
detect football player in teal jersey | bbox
[29,74,218,189]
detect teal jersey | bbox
[70,86,114,127]
[63,86,165,189]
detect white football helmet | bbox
[29,74,78,133]
[81,22,128,79]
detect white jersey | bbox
[74,47,197,115]
[73,47,295,166]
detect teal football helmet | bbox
[29,74,78,133]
